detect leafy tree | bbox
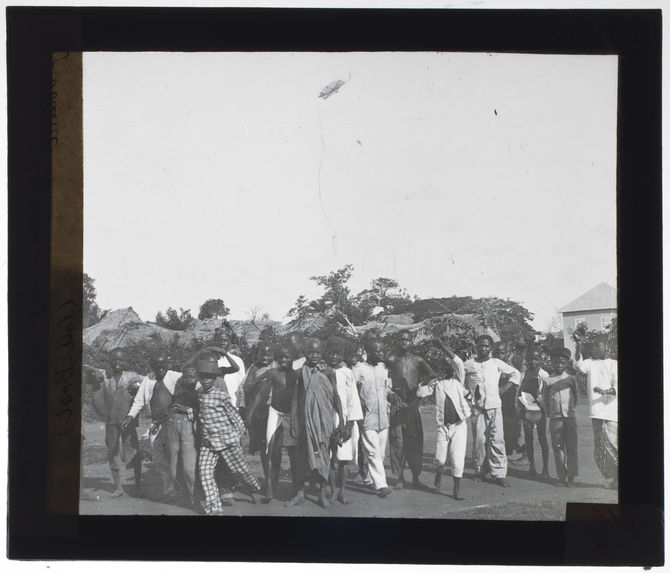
[155,307,194,330]
[83,273,103,328]
[287,264,362,332]
[353,277,413,318]
[198,298,230,320]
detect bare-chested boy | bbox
[286,338,344,508]
[264,344,299,501]
[386,329,438,489]
[85,348,143,498]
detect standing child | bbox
[286,338,345,508]
[346,351,369,484]
[574,335,618,489]
[195,352,262,515]
[354,339,394,498]
[417,343,470,500]
[124,349,189,501]
[543,347,579,487]
[164,364,200,507]
[264,344,299,501]
[240,342,276,456]
[464,335,520,487]
[84,348,143,498]
[326,337,364,505]
[517,346,550,479]
[386,329,438,489]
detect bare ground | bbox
[80,404,617,519]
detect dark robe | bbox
[290,365,337,482]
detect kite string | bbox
[317,103,338,254]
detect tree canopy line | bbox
[83,266,616,376]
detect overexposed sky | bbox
[83,51,617,329]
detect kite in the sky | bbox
[318,79,346,99]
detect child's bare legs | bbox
[537,417,549,479]
[260,444,272,500]
[132,457,143,497]
[328,461,338,503]
[523,420,537,475]
[286,487,306,506]
[452,477,464,500]
[110,469,124,497]
[329,462,350,504]
[434,464,443,489]
[317,475,330,508]
[106,426,125,497]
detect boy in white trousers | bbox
[417,341,470,500]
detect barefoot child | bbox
[264,344,299,501]
[242,342,277,501]
[195,352,262,515]
[517,346,550,479]
[354,339,394,498]
[386,329,438,489]
[286,338,345,508]
[464,335,520,487]
[575,335,618,489]
[164,364,200,507]
[123,348,183,501]
[326,337,364,505]
[346,351,369,484]
[543,347,579,486]
[417,345,470,500]
[85,348,143,498]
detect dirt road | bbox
[80,404,616,519]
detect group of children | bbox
[83,326,618,515]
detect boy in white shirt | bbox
[417,343,470,500]
[464,335,520,487]
[574,336,618,489]
[326,337,364,504]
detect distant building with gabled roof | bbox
[559,282,617,355]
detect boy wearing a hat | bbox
[84,348,143,498]
[325,336,363,505]
[543,348,579,486]
[195,352,262,515]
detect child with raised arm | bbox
[326,336,364,505]
[417,341,470,500]
[543,347,579,487]
[195,352,262,515]
[84,348,143,498]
